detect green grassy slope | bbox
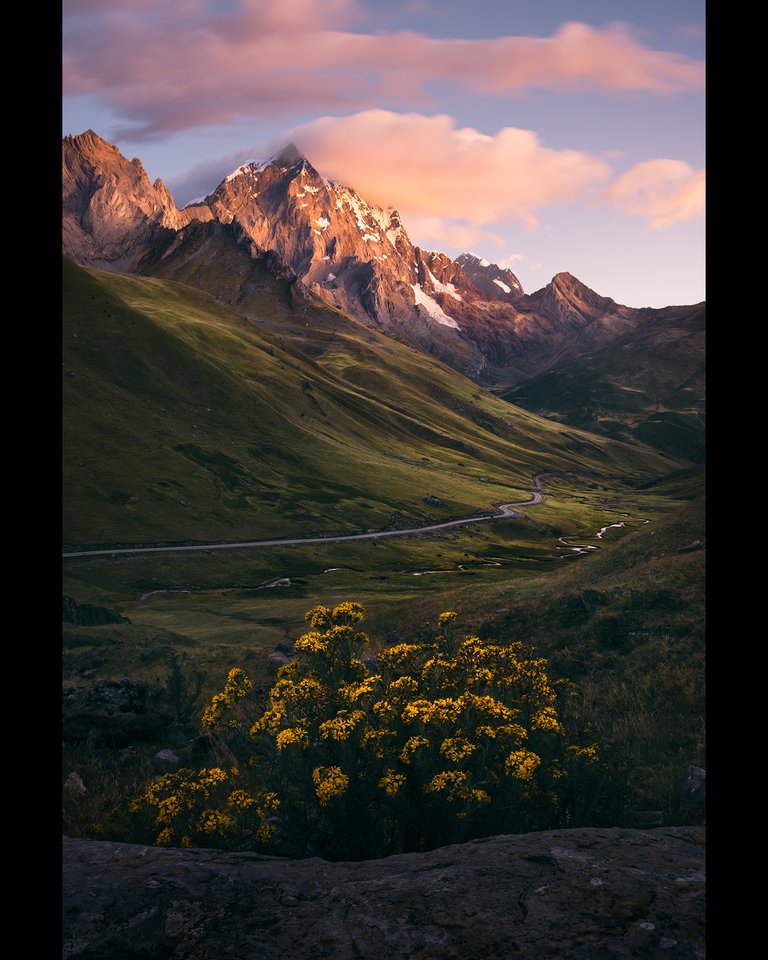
[63,258,676,547]
[501,306,705,462]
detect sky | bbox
[62,0,705,308]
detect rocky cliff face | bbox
[62,130,213,271]
[455,252,524,302]
[62,132,704,385]
[63,827,705,960]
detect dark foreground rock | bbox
[63,827,704,959]
[62,680,176,745]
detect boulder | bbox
[267,651,294,675]
[154,750,182,773]
[63,827,704,959]
[62,680,176,745]
[62,595,130,626]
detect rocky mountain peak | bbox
[62,130,212,270]
[274,142,304,167]
[455,252,524,302]
[62,131,701,387]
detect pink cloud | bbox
[285,111,612,232]
[402,215,506,251]
[606,160,705,227]
[63,1,704,138]
[498,253,524,267]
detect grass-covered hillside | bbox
[502,305,705,462]
[64,257,676,548]
[63,255,704,844]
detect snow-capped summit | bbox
[455,253,524,302]
[64,132,695,383]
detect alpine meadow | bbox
[62,3,705,957]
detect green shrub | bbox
[131,602,602,859]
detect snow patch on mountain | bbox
[370,207,394,232]
[493,278,512,294]
[225,162,256,182]
[428,269,463,301]
[412,285,460,329]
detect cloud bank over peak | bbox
[63,1,704,139]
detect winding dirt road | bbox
[62,476,550,559]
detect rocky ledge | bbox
[63,827,704,959]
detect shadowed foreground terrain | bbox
[63,827,704,959]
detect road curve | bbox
[62,476,549,560]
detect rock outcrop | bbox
[62,680,176,745]
[62,827,704,959]
[62,595,129,626]
[62,130,212,271]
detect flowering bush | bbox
[129,765,279,850]
[131,602,600,859]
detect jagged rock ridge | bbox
[62,130,213,271]
[62,131,704,385]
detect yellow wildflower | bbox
[440,737,477,763]
[378,769,406,797]
[505,750,542,781]
[312,766,349,805]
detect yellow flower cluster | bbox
[437,611,458,626]
[251,675,326,736]
[156,827,174,846]
[399,735,429,763]
[387,676,419,694]
[319,709,366,741]
[401,696,463,724]
[201,669,253,731]
[378,769,406,797]
[463,693,519,721]
[372,699,397,719]
[505,750,542,780]
[567,744,599,761]
[424,769,468,793]
[130,766,280,849]
[199,809,234,834]
[295,631,329,654]
[332,601,365,623]
[439,737,476,762]
[227,789,257,810]
[476,722,528,741]
[423,769,491,815]
[312,766,349,805]
[531,706,563,732]
[306,605,331,628]
[377,643,425,668]
[276,727,307,750]
[340,675,381,703]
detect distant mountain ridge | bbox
[62,131,704,386]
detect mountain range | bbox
[63,130,704,390]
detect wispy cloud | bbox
[63,0,705,139]
[606,159,705,227]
